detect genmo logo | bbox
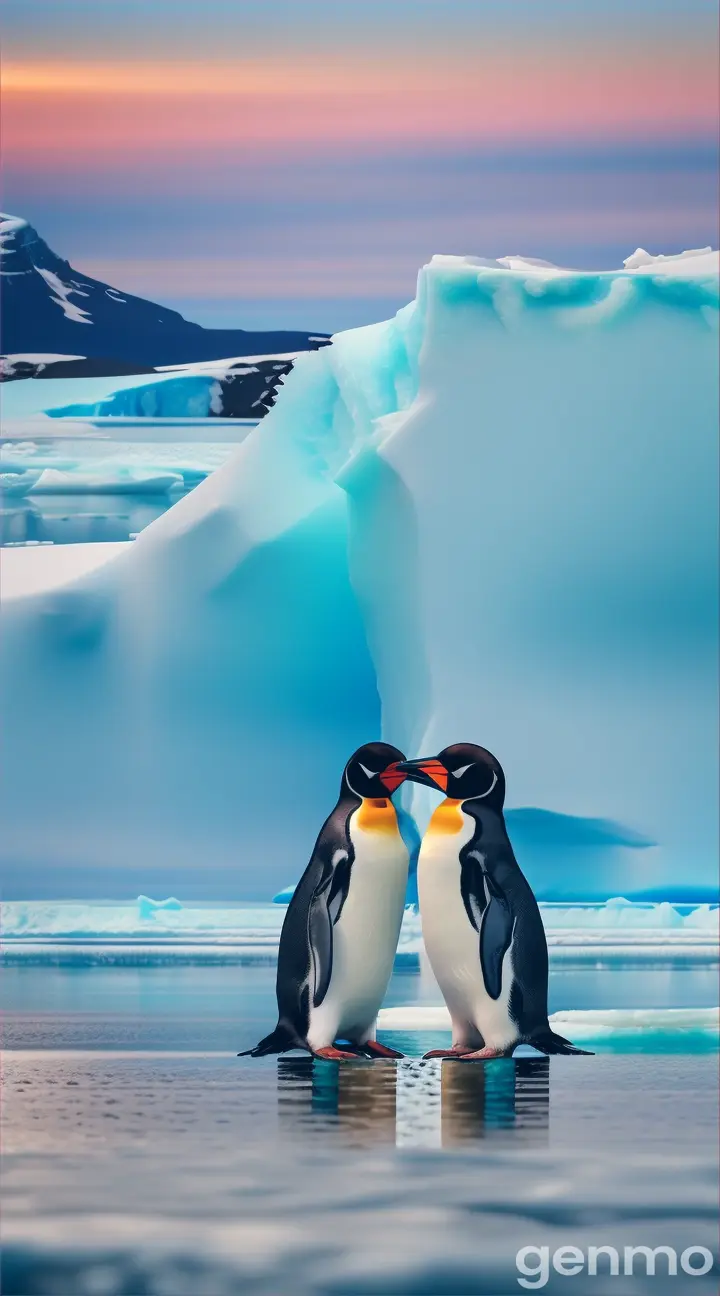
[516,1244,716,1288]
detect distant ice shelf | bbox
[1,898,716,966]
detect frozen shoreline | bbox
[2,899,717,965]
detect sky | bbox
[3,0,718,332]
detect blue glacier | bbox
[39,353,296,421]
[0,247,717,901]
[45,371,227,419]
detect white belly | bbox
[307,813,409,1049]
[418,803,517,1050]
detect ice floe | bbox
[377,1006,720,1040]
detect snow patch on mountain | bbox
[35,267,93,325]
[0,212,330,368]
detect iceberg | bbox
[23,467,185,495]
[136,894,182,920]
[0,249,717,901]
[272,886,297,905]
[0,469,42,498]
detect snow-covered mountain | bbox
[0,214,330,370]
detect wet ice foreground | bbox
[2,1044,718,1296]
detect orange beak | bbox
[378,762,407,793]
[396,758,448,793]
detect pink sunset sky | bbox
[3,0,718,330]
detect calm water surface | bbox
[2,963,718,1295]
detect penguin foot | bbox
[458,1046,508,1061]
[361,1040,404,1059]
[312,1046,360,1061]
[422,1046,472,1059]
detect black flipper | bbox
[530,1029,594,1056]
[460,852,488,932]
[327,853,352,925]
[308,875,334,1008]
[309,850,353,1008]
[479,893,514,1001]
[460,851,514,1001]
[238,1023,298,1057]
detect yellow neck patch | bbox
[427,798,464,836]
[355,797,400,836]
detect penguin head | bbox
[398,743,505,807]
[344,742,407,798]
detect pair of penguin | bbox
[241,741,590,1061]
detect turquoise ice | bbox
[0,248,717,901]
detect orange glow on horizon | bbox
[2,59,409,97]
[4,48,717,116]
[3,41,716,189]
[3,56,717,161]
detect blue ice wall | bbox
[357,253,718,900]
[46,373,224,419]
[0,490,380,898]
[0,249,717,899]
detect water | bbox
[2,963,719,1051]
[2,962,718,1294]
[0,431,240,546]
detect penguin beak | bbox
[378,761,407,793]
[395,758,448,793]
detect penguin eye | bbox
[451,764,472,779]
[359,763,378,779]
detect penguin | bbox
[396,744,592,1059]
[240,742,409,1061]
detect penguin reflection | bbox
[278,1056,397,1146]
[441,1057,549,1147]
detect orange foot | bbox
[422,1046,473,1060]
[312,1045,359,1061]
[459,1046,507,1060]
[362,1040,404,1059]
